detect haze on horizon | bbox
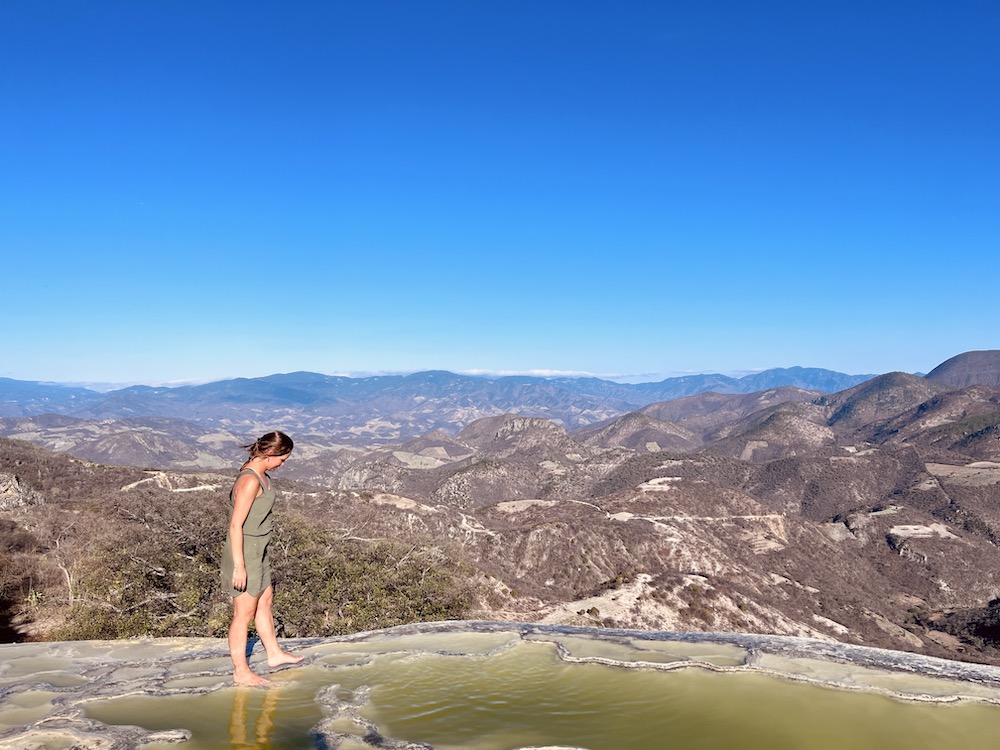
[30,364,878,393]
[3,2,997,386]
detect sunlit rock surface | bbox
[5,621,1000,749]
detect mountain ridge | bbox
[0,352,996,480]
[0,367,877,446]
[0,365,877,411]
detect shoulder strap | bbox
[239,468,270,490]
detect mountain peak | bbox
[925,350,1000,389]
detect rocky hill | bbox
[575,411,700,453]
[638,387,821,440]
[926,350,1000,389]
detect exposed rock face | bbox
[0,473,43,510]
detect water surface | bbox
[83,635,1000,750]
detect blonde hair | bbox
[243,431,293,459]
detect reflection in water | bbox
[229,686,281,749]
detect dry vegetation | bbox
[0,438,477,642]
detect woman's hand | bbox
[232,563,248,592]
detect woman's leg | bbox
[254,586,304,668]
[229,592,270,686]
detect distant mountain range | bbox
[0,351,998,481]
[0,365,874,474]
[0,365,874,434]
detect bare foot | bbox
[234,670,271,687]
[267,651,305,668]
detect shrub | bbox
[270,517,476,637]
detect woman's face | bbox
[265,451,292,470]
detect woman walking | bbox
[221,430,304,686]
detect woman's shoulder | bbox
[234,467,270,491]
[233,468,261,487]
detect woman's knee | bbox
[233,594,260,621]
[257,586,274,609]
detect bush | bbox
[49,521,223,640]
[270,517,475,636]
[47,507,476,640]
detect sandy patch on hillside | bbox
[537,573,662,626]
[926,462,1000,486]
[370,493,439,513]
[638,476,681,491]
[494,499,558,513]
[391,450,447,469]
[888,523,960,540]
[740,440,768,461]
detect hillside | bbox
[926,350,1000,389]
[0,367,873,453]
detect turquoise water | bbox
[84,638,1000,750]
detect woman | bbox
[221,430,304,686]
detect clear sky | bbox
[3,1,997,386]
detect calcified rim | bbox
[370,620,1000,691]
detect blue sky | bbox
[3,1,997,386]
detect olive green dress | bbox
[220,469,275,598]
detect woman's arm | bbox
[228,473,260,592]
